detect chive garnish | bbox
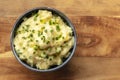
[26,25,30,27]
[49,20,52,25]
[34,13,38,21]
[45,29,47,33]
[38,31,43,37]
[46,41,50,44]
[56,37,58,40]
[41,26,45,30]
[69,32,72,36]
[36,40,38,42]
[22,37,26,39]
[32,30,35,33]
[40,19,43,22]
[52,37,55,40]
[23,47,25,49]
[50,29,53,33]
[56,25,60,31]
[34,45,39,51]
[42,36,45,42]
[30,34,33,37]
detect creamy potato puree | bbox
[14,10,74,69]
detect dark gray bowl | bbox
[10,7,77,72]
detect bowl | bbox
[10,7,77,72]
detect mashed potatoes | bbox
[14,10,74,69]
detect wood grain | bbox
[75,16,120,57]
[1,51,120,80]
[1,16,120,57]
[0,0,120,17]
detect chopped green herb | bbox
[58,35,62,39]
[49,20,52,25]
[40,19,43,22]
[41,26,45,30]
[17,31,21,34]
[33,52,36,54]
[69,32,72,36]
[62,37,64,39]
[22,37,26,39]
[34,45,39,51]
[41,32,43,35]
[50,29,53,33]
[42,36,46,42]
[34,13,38,21]
[36,40,38,42]
[45,29,47,33]
[22,26,25,29]
[56,25,60,31]
[29,30,32,32]
[26,25,30,27]
[53,22,55,24]
[32,30,35,33]
[30,39,33,42]
[23,47,25,49]
[55,35,62,40]
[46,41,50,44]
[38,31,43,37]
[29,34,33,37]
[52,37,55,40]
[25,29,28,32]
[56,37,58,40]
[41,37,43,40]
[66,44,68,46]
[36,23,38,25]
[38,31,41,37]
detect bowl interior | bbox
[11,7,76,72]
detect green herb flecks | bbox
[22,37,26,39]
[36,40,39,42]
[62,36,64,39]
[40,19,43,23]
[56,25,60,31]
[23,47,25,50]
[50,29,53,33]
[42,36,46,42]
[55,35,62,40]
[45,29,47,33]
[38,31,43,37]
[40,52,47,58]
[49,20,52,25]
[34,45,39,51]
[32,30,35,33]
[29,34,33,38]
[41,26,45,30]
[34,13,39,21]
[69,32,72,36]
[46,41,50,44]
[26,25,30,28]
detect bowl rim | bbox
[10,7,77,72]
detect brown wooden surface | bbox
[1,0,120,80]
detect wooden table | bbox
[1,0,120,80]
